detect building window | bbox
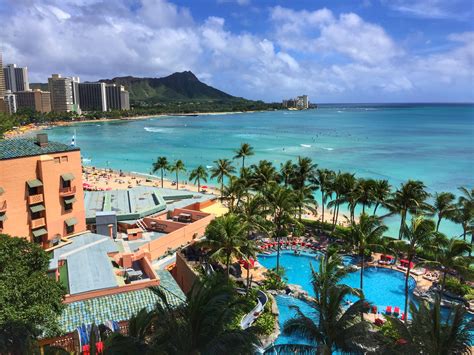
[0,221,3,230]
[66,225,74,234]
[31,211,42,220]
[64,202,73,212]
[61,156,68,162]
[62,179,71,189]
[54,157,60,164]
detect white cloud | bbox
[1,1,472,102]
[386,0,457,19]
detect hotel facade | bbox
[0,134,86,248]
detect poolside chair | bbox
[393,307,400,316]
[401,313,406,321]
[371,305,378,314]
[385,306,392,315]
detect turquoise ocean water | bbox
[42,103,474,237]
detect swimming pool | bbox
[258,251,415,310]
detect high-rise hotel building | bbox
[3,64,30,92]
[16,89,52,113]
[105,84,130,110]
[48,74,80,113]
[78,82,107,111]
[0,52,6,113]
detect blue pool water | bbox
[259,251,415,309]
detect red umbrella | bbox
[201,185,208,189]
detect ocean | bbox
[42,103,474,238]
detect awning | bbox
[65,217,77,227]
[32,228,47,237]
[27,179,43,188]
[0,187,4,195]
[30,204,45,213]
[0,213,7,222]
[64,197,77,204]
[61,173,75,181]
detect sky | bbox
[1,0,473,103]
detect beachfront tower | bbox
[0,52,6,113]
[0,133,86,248]
[16,89,52,113]
[48,74,80,113]
[105,84,130,110]
[3,64,30,92]
[78,82,107,112]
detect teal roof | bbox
[0,138,79,160]
[58,270,186,333]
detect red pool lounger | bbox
[371,306,378,314]
[394,307,400,315]
[385,306,392,314]
[401,313,406,321]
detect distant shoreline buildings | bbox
[0,52,130,115]
[282,95,316,110]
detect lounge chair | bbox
[393,307,400,316]
[410,268,426,276]
[385,306,392,315]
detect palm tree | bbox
[386,180,431,239]
[169,159,185,190]
[250,160,278,191]
[196,214,247,277]
[283,252,376,354]
[188,165,208,192]
[279,160,295,188]
[422,236,471,291]
[234,143,254,171]
[152,156,169,188]
[210,158,236,200]
[372,179,391,216]
[327,172,356,229]
[353,178,376,214]
[104,308,155,353]
[386,297,473,354]
[451,187,474,254]
[263,183,298,272]
[310,169,335,224]
[346,213,387,293]
[290,156,316,191]
[392,217,436,322]
[222,176,245,212]
[294,186,317,222]
[432,191,456,231]
[106,274,261,354]
[240,238,260,292]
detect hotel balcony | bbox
[28,194,44,205]
[0,200,6,213]
[31,217,46,229]
[59,186,76,197]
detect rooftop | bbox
[58,270,186,333]
[49,232,119,295]
[85,186,217,223]
[0,136,79,160]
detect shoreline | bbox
[4,110,261,139]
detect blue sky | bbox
[1,0,473,102]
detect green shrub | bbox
[262,270,287,291]
[254,312,275,336]
[444,277,472,296]
[380,319,399,341]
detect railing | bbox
[0,200,6,212]
[240,290,268,329]
[31,217,46,229]
[59,186,76,196]
[28,194,43,205]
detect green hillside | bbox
[100,71,236,105]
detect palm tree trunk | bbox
[226,254,231,278]
[321,191,325,224]
[403,257,412,323]
[362,203,365,214]
[276,226,281,273]
[220,180,224,201]
[299,206,302,222]
[161,169,164,188]
[242,156,245,171]
[399,212,406,240]
[435,215,442,232]
[197,178,200,192]
[334,203,340,229]
[442,271,447,292]
[373,202,380,216]
[176,172,179,190]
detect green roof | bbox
[58,270,186,333]
[65,217,77,226]
[30,204,45,213]
[0,214,7,222]
[0,187,4,195]
[32,228,47,237]
[64,197,77,204]
[61,173,75,181]
[0,137,79,160]
[27,179,43,188]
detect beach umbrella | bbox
[201,185,208,189]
